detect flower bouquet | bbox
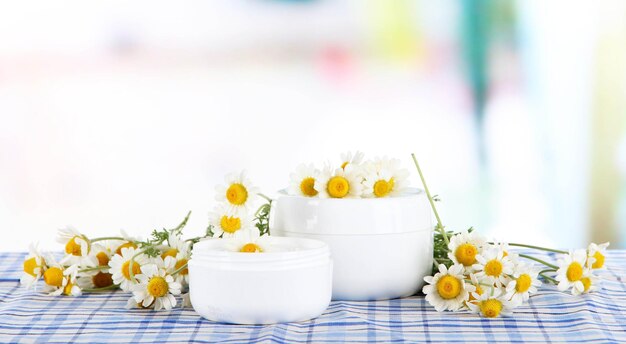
[20,152,609,319]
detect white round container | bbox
[188,236,333,324]
[272,188,432,301]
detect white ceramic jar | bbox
[188,236,333,324]
[272,188,432,301]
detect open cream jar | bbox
[188,236,332,324]
[272,188,433,301]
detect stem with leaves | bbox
[255,195,272,236]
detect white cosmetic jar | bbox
[188,236,333,324]
[272,188,433,301]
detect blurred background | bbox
[1,0,625,251]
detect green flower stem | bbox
[507,243,567,254]
[539,272,557,284]
[83,284,119,292]
[258,193,273,202]
[411,153,449,247]
[185,235,209,243]
[538,268,557,274]
[171,211,192,233]
[519,253,558,270]
[90,236,125,243]
[79,266,108,273]
[171,262,188,276]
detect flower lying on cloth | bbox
[21,170,273,311]
[413,153,610,318]
[289,151,410,199]
[423,264,474,311]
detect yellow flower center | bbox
[43,267,64,287]
[226,183,248,206]
[436,275,462,299]
[581,277,591,292]
[373,179,392,197]
[220,215,242,233]
[299,177,318,197]
[63,282,75,295]
[65,236,89,256]
[96,252,110,266]
[161,248,178,259]
[480,299,503,318]
[92,272,113,288]
[455,243,478,266]
[592,251,605,269]
[23,257,40,277]
[175,258,189,275]
[115,242,137,255]
[239,243,263,253]
[147,276,169,298]
[122,260,142,280]
[484,260,503,277]
[566,262,583,282]
[515,274,532,293]
[327,176,350,198]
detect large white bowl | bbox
[188,237,332,324]
[272,188,432,301]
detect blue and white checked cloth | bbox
[1,250,625,343]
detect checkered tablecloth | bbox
[1,250,625,343]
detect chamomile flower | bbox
[229,228,267,253]
[114,229,141,255]
[448,231,486,270]
[130,256,182,310]
[109,247,149,292]
[42,260,80,296]
[160,234,191,285]
[340,151,365,169]
[315,165,363,199]
[62,272,83,297]
[467,287,516,318]
[361,157,409,198]
[215,170,259,212]
[586,242,609,269]
[473,248,514,287]
[209,204,253,238]
[556,249,589,294]
[77,269,114,290]
[505,261,541,305]
[288,163,320,197]
[57,227,91,265]
[572,271,600,296]
[466,273,486,303]
[21,243,47,289]
[494,242,519,263]
[85,243,114,269]
[422,264,475,312]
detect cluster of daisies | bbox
[410,153,611,318]
[20,171,271,310]
[423,232,610,318]
[288,151,410,198]
[20,228,189,311]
